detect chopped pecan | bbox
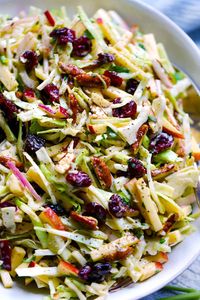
[104,246,132,262]
[59,63,111,88]
[151,164,176,180]
[0,156,23,169]
[161,213,178,234]
[15,91,23,99]
[75,74,110,88]
[69,94,80,123]
[70,211,98,230]
[91,157,112,189]
[59,63,84,77]
[131,124,148,154]
[175,139,185,157]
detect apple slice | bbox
[140,262,163,282]
[87,123,107,134]
[145,252,168,264]
[40,207,65,230]
[163,118,184,139]
[57,261,79,276]
[191,136,200,161]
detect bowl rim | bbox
[127,0,200,89]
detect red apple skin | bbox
[40,207,65,230]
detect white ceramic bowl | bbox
[0,1,200,299]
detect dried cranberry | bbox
[66,171,92,187]
[112,98,137,118]
[72,137,80,148]
[88,262,111,283]
[126,78,139,95]
[116,170,129,177]
[28,261,36,268]
[79,262,111,283]
[45,203,65,216]
[41,84,59,103]
[24,134,45,153]
[96,18,103,24]
[127,158,146,178]
[108,194,128,218]
[0,240,12,271]
[85,202,107,223]
[20,50,38,72]
[23,88,35,99]
[149,132,174,155]
[0,201,15,208]
[79,264,92,281]
[50,27,76,45]
[103,70,122,87]
[97,53,115,65]
[93,262,112,275]
[72,36,92,57]
[0,93,18,120]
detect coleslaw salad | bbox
[0,5,199,300]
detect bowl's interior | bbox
[0,1,200,299]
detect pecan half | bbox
[70,211,98,230]
[151,164,176,180]
[104,246,132,262]
[59,63,84,76]
[161,213,178,234]
[69,94,80,123]
[131,124,148,154]
[75,74,110,88]
[91,157,112,189]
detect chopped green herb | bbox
[16,74,25,92]
[0,55,8,65]
[174,71,185,82]
[138,43,146,50]
[23,255,36,263]
[133,228,143,239]
[148,115,157,123]
[107,127,118,139]
[0,82,4,92]
[160,238,166,244]
[29,119,44,134]
[74,203,81,213]
[110,65,130,73]
[118,191,130,205]
[84,29,94,40]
